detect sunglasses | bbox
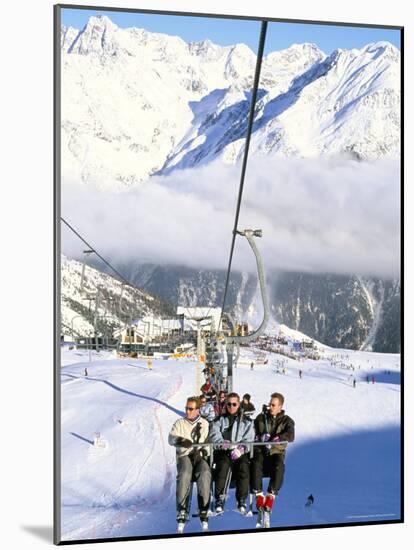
[227,402,238,407]
[185,407,196,411]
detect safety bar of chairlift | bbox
[175,441,288,466]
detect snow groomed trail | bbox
[60,346,400,541]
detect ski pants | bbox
[214,451,250,503]
[176,454,211,513]
[250,451,285,495]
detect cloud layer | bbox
[61,156,400,279]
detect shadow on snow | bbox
[61,373,184,417]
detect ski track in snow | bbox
[60,347,400,540]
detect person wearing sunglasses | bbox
[209,392,255,514]
[250,392,295,516]
[168,396,212,529]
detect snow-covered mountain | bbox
[61,16,400,190]
[60,16,401,354]
[61,255,174,338]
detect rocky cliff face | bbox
[113,262,400,353]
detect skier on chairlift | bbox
[250,392,295,522]
[209,392,255,514]
[168,396,211,531]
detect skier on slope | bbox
[250,392,295,515]
[168,396,211,529]
[209,392,255,514]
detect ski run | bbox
[60,337,400,540]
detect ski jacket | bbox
[241,402,256,418]
[209,412,255,447]
[200,402,216,422]
[214,400,227,417]
[254,410,295,455]
[168,416,210,459]
[200,382,216,401]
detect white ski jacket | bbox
[168,415,210,458]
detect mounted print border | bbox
[54,3,403,545]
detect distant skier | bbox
[168,396,211,531]
[366,375,370,383]
[372,375,375,384]
[305,494,314,507]
[299,370,302,379]
[241,393,256,419]
[84,367,88,377]
[209,392,255,514]
[250,393,295,516]
[250,362,254,371]
[352,378,356,388]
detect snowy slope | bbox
[61,16,400,190]
[60,344,400,541]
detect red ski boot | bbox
[255,492,265,510]
[264,493,275,512]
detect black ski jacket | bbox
[254,410,295,455]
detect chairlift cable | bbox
[61,216,137,290]
[219,21,268,327]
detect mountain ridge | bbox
[61,16,400,191]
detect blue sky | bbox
[61,8,401,55]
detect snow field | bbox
[60,345,400,540]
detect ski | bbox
[192,510,214,518]
[232,507,248,516]
[255,510,263,528]
[254,509,271,528]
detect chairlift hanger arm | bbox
[225,229,269,345]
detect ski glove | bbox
[261,433,271,442]
[230,445,246,461]
[175,437,193,448]
[271,435,281,443]
[221,440,232,450]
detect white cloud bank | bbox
[61,156,400,279]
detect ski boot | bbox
[237,500,247,515]
[215,498,224,515]
[199,509,209,532]
[255,492,265,528]
[176,509,188,534]
[263,493,275,528]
